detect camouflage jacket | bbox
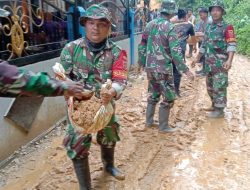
[200,20,236,73]
[0,61,67,97]
[60,37,127,98]
[138,17,188,75]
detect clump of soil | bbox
[71,96,101,128]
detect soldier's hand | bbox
[185,70,195,81]
[64,81,84,98]
[100,91,112,105]
[100,88,116,105]
[223,61,232,71]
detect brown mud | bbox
[1,54,250,190]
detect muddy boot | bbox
[207,107,224,118]
[72,157,91,190]
[159,105,178,133]
[203,103,215,111]
[101,146,125,180]
[145,103,158,129]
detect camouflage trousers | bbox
[63,115,120,159]
[206,72,228,108]
[147,72,175,107]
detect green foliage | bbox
[236,25,250,55]
[224,0,250,56]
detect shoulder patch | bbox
[112,50,128,80]
[225,25,236,43]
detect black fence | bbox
[0,0,68,66]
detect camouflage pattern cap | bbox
[159,0,178,15]
[209,0,226,15]
[0,8,10,17]
[80,4,112,26]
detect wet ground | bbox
[1,54,250,190]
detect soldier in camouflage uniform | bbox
[60,4,127,190]
[0,9,84,97]
[138,0,194,133]
[192,0,236,118]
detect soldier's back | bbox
[143,17,176,73]
[145,17,174,51]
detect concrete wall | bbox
[0,58,66,161]
[0,37,134,161]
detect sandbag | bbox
[52,62,114,134]
[68,80,114,134]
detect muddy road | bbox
[1,54,250,190]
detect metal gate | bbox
[0,0,133,66]
[0,0,69,66]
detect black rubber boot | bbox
[72,157,91,190]
[146,103,158,128]
[159,104,178,133]
[101,146,125,180]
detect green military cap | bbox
[209,0,226,15]
[0,8,10,17]
[80,4,112,26]
[159,0,178,15]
